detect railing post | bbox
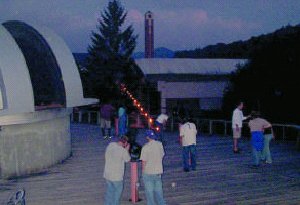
[224,121,227,136]
[78,111,82,123]
[70,112,74,122]
[97,111,100,124]
[88,112,91,124]
[297,129,300,151]
[209,120,213,135]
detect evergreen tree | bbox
[86,0,142,102]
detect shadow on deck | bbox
[0,123,299,205]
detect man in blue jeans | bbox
[179,118,198,172]
[140,129,166,205]
[103,137,131,205]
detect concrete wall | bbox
[0,111,71,179]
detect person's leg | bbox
[104,180,114,205]
[112,181,123,205]
[159,124,165,145]
[143,174,156,205]
[101,118,106,138]
[252,146,260,166]
[190,145,197,170]
[118,116,126,137]
[153,175,166,205]
[233,128,240,152]
[106,120,112,138]
[263,134,273,163]
[182,146,190,171]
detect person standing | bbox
[103,137,131,205]
[248,111,272,167]
[118,105,128,137]
[154,113,169,145]
[140,130,166,205]
[261,124,275,164]
[179,118,198,172]
[232,101,249,153]
[100,102,115,139]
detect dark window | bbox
[3,21,66,109]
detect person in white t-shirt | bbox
[180,118,198,172]
[140,129,166,205]
[154,113,169,145]
[232,101,250,153]
[103,137,131,205]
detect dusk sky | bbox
[1,0,300,53]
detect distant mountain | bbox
[73,47,175,65]
[175,24,300,59]
[132,47,174,59]
[132,51,144,59]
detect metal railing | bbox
[71,111,300,149]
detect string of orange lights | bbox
[120,83,160,132]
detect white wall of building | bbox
[158,81,228,98]
[0,109,71,179]
[158,81,228,112]
[0,25,35,115]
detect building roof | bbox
[135,58,248,75]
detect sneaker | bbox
[103,135,108,139]
[265,161,272,164]
[109,136,113,139]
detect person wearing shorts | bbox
[232,101,249,153]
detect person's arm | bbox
[123,143,131,162]
[140,147,146,173]
[192,123,197,135]
[271,127,275,139]
[179,126,184,145]
[142,161,146,172]
[262,119,272,131]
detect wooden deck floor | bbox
[0,123,299,205]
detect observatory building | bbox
[0,20,96,178]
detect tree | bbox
[86,0,142,102]
[222,26,300,124]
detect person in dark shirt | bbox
[100,102,115,139]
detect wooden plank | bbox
[0,123,299,205]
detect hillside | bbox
[132,47,174,59]
[175,24,300,58]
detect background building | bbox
[136,58,247,116]
[145,11,154,58]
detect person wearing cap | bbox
[248,111,272,167]
[154,113,169,145]
[180,118,198,172]
[140,130,166,205]
[103,137,130,205]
